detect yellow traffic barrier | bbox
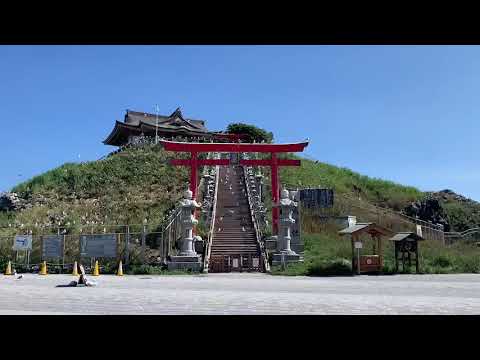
[92,260,100,276]
[72,261,79,276]
[4,260,12,275]
[39,261,47,275]
[117,260,124,276]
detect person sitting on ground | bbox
[56,263,97,287]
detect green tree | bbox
[226,123,274,143]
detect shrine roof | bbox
[125,109,208,132]
[389,232,424,241]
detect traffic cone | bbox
[72,261,79,276]
[39,261,47,275]
[4,260,12,275]
[92,260,100,276]
[117,260,124,276]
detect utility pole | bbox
[154,104,160,144]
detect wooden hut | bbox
[339,222,393,274]
[389,232,424,273]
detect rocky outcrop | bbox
[432,189,478,204]
[0,192,28,211]
[0,192,53,212]
[403,196,450,231]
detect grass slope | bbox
[271,231,480,276]
[1,144,190,237]
[2,145,480,275]
[280,154,423,210]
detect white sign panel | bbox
[354,241,363,249]
[13,235,33,251]
[416,225,423,237]
[348,216,357,227]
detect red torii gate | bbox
[161,140,309,234]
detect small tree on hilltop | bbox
[226,123,274,143]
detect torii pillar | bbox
[240,154,301,234]
[170,152,230,200]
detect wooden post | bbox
[62,234,66,273]
[394,242,398,273]
[40,235,44,263]
[378,235,383,270]
[351,234,356,275]
[416,242,420,273]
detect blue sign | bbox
[13,235,32,251]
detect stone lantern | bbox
[167,189,203,271]
[272,189,301,266]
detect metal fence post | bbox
[125,225,130,265]
[142,223,147,263]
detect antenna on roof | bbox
[154,104,160,144]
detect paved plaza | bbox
[1,273,480,314]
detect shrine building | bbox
[103,107,244,147]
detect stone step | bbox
[210,165,262,263]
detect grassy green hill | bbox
[2,143,480,275]
[279,154,422,210]
[0,144,190,237]
[2,146,479,236]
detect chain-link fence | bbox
[0,223,182,273]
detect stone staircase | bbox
[209,165,263,272]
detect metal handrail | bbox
[243,162,270,273]
[445,227,480,239]
[203,163,220,272]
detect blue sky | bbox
[1,45,479,199]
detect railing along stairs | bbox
[202,156,221,272]
[242,153,270,272]
[161,152,219,264]
[444,227,480,244]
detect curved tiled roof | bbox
[103,108,211,146]
[124,109,208,132]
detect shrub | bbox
[226,123,273,143]
[271,262,307,276]
[127,264,165,275]
[306,258,352,276]
[455,257,480,273]
[431,255,452,268]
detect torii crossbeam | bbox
[162,140,309,234]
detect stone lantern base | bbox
[167,255,202,272]
[272,252,302,266]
